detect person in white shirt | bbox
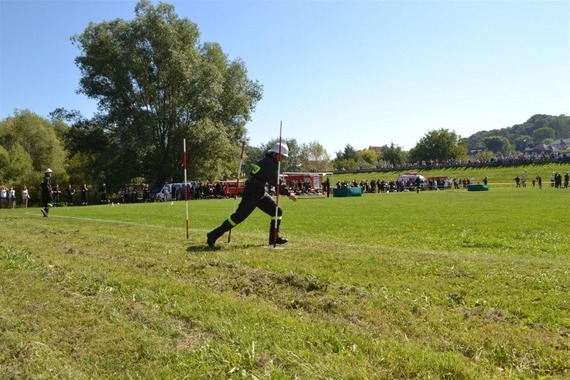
[21,185,30,208]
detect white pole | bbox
[184,139,189,239]
[228,141,246,243]
[273,121,283,248]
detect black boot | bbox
[269,221,288,245]
[207,220,232,247]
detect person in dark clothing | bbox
[41,168,54,217]
[81,183,89,205]
[65,184,75,206]
[207,143,298,247]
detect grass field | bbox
[1,177,569,379]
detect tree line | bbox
[3,108,567,198]
[467,114,570,155]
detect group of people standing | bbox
[550,172,569,188]
[0,168,91,215]
[39,168,89,217]
[50,183,90,206]
[0,185,27,208]
[514,172,569,189]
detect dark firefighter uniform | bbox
[41,168,54,217]
[207,145,294,247]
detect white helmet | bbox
[45,168,53,173]
[268,143,289,157]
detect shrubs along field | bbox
[1,167,569,379]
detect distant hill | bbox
[466,114,570,152]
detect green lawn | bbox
[1,181,569,379]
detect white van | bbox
[155,183,186,201]
[396,173,426,190]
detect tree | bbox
[466,132,487,152]
[533,127,555,143]
[475,150,497,162]
[50,109,118,187]
[332,144,359,171]
[0,145,8,183]
[0,110,67,182]
[298,142,331,172]
[381,143,406,166]
[512,135,533,152]
[0,110,68,203]
[409,129,466,163]
[546,114,570,138]
[335,144,358,161]
[357,149,378,166]
[3,143,33,183]
[484,136,512,154]
[72,0,262,185]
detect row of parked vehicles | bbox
[155,172,450,201]
[155,181,246,201]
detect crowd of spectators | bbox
[355,151,570,173]
[288,180,317,195]
[3,158,568,208]
[335,177,477,193]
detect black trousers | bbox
[228,191,282,227]
[42,191,53,206]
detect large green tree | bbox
[484,136,512,154]
[0,110,68,201]
[71,0,262,185]
[297,142,331,172]
[409,129,466,163]
[381,143,407,166]
[0,110,66,175]
[332,144,358,171]
[533,127,555,143]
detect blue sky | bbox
[1,0,569,153]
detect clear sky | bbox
[1,0,569,154]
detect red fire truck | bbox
[219,180,246,197]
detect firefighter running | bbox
[207,143,297,247]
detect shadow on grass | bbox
[185,243,267,253]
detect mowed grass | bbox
[1,183,569,379]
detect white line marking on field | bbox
[20,211,481,256]
[50,214,202,230]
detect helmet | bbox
[45,168,53,173]
[267,143,289,157]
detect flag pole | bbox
[183,139,189,239]
[273,122,283,248]
[227,141,246,243]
